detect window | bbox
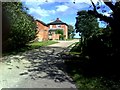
[50,25,52,29]
[56,25,61,28]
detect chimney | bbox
[56,18,60,21]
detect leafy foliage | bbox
[88,0,120,50]
[63,1,120,89]
[3,41,58,56]
[55,29,63,35]
[86,0,120,75]
[66,1,120,88]
[75,10,99,52]
[68,25,75,39]
[55,29,64,40]
[75,10,99,38]
[2,2,36,52]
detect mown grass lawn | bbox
[28,40,58,49]
[3,40,58,56]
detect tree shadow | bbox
[63,35,120,89]
[21,46,74,83]
[63,54,120,89]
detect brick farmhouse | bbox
[35,18,68,41]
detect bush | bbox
[2,2,36,52]
[55,29,64,40]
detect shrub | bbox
[2,2,36,52]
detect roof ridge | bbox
[35,19,48,26]
[47,18,68,26]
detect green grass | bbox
[67,67,105,89]
[72,73,103,89]
[28,40,58,49]
[62,42,81,56]
[70,42,81,52]
[63,52,81,55]
[67,42,79,49]
[66,38,74,41]
[65,42,120,89]
[2,40,58,56]
[65,57,120,89]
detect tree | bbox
[87,0,120,74]
[68,25,75,39]
[2,2,36,52]
[75,10,99,51]
[74,0,120,76]
[88,0,120,52]
[55,29,64,40]
[55,29,63,35]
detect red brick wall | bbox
[49,24,68,39]
[35,20,68,41]
[36,21,49,41]
[52,34,60,40]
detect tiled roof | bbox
[47,18,68,26]
[36,19,48,26]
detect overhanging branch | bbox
[90,0,113,24]
[103,0,115,12]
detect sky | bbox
[21,0,112,38]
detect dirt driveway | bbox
[0,39,79,89]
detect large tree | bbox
[74,0,120,76]
[2,2,36,52]
[88,0,120,52]
[75,10,99,51]
[68,25,75,39]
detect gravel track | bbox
[0,39,79,89]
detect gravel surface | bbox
[0,39,79,89]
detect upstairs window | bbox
[50,25,52,29]
[56,25,61,28]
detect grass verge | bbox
[64,42,120,89]
[29,40,58,48]
[2,40,58,56]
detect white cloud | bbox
[22,0,44,3]
[103,12,110,16]
[103,10,113,17]
[28,7,55,17]
[21,0,56,3]
[23,0,100,21]
[69,22,75,26]
[22,0,98,4]
[70,0,99,4]
[23,1,56,19]
[47,0,56,3]
[56,5,69,12]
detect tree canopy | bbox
[73,0,120,77]
[88,0,120,49]
[2,2,36,52]
[55,29,64,40]
[75,10,99,52]
[75,10,99,38]
[68,25,75,39]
